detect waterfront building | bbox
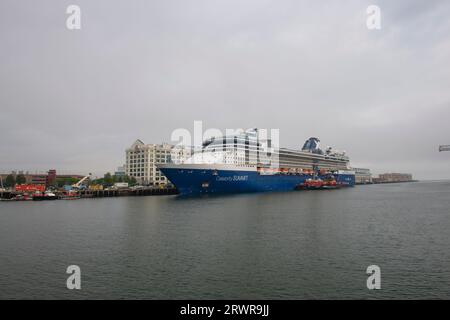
[0,171,84,187]
[31,174,47,185]
[353,167,372,184]
[377,173,413,183]
[125,140,192,186]
[114,165,126,177]
[47,169,57,186]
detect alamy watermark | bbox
[170,121,279,168]
[66,265,81,290]
[366,265,381,290]
[366,5,381,30]
[65,5,380,32]
[66,5,81,30]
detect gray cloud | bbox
[1,0,449,179]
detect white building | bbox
[352,167,372,184]
[125,140,191,186]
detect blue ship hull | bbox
[159,167,355,195]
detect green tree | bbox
[5,174,16,188]
[56,177,80,188]
[91,178,104,186]
[104,172,113,186]
[16,174,26,185]
[122,175,137,186]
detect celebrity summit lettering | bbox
[216,175,249,182]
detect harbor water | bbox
[1,180,449,299]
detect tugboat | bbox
[321,176,341,189]
[59,190,81,200]
[32,191,58,201]
[295,176,343,190]
[295,178,324,190]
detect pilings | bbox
[79,187,179,198]
[0,191,13,199]
[0,187,179,200]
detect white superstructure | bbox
[177,129,350,172]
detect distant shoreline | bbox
[356,180,419,185]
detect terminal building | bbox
[375,173,413,183]
[352,167,372,184]
[125,140,191,186]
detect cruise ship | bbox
[158,129,355,195]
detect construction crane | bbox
[72,173,92,190]
[439,145,450,152]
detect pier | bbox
[0,187,179,200]
[79,187,179,198]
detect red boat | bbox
[296,179,324,190]
[322,178,340,189]
[59,190,81,200]
[14,194,33,201]
[32,191,58,201]
[296,177,342,190]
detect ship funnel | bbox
[302,137,321,153]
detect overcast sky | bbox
[1,0,449,179]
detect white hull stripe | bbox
[157,163,257,172]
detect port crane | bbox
[72,173,92,190]
[439,145,450,152]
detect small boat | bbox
[14,194,33,201]
[59,196,81,200]
[321,178,341,189]
[59,191,81,200]
[33,191,58,201]
[296,178,324,190]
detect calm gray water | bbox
[1,180,450,299]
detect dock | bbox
[79,187,179,198]
[0,187,179,200]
